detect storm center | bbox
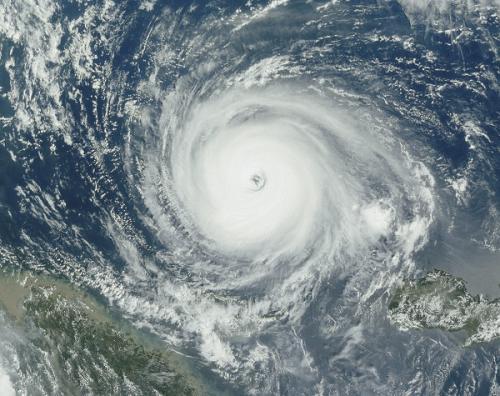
[249,172,266,191]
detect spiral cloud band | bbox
[123,74,438,386]
[140,81,435,299]
[104,13,440,382]
[171,89,347,261]
[8,0,488,392]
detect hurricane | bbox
[160,86,431,277]
[0,0,499,395]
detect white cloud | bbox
[0,366,15,396]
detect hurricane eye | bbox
[249,173,266,191]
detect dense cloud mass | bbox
[0,0,499,394]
